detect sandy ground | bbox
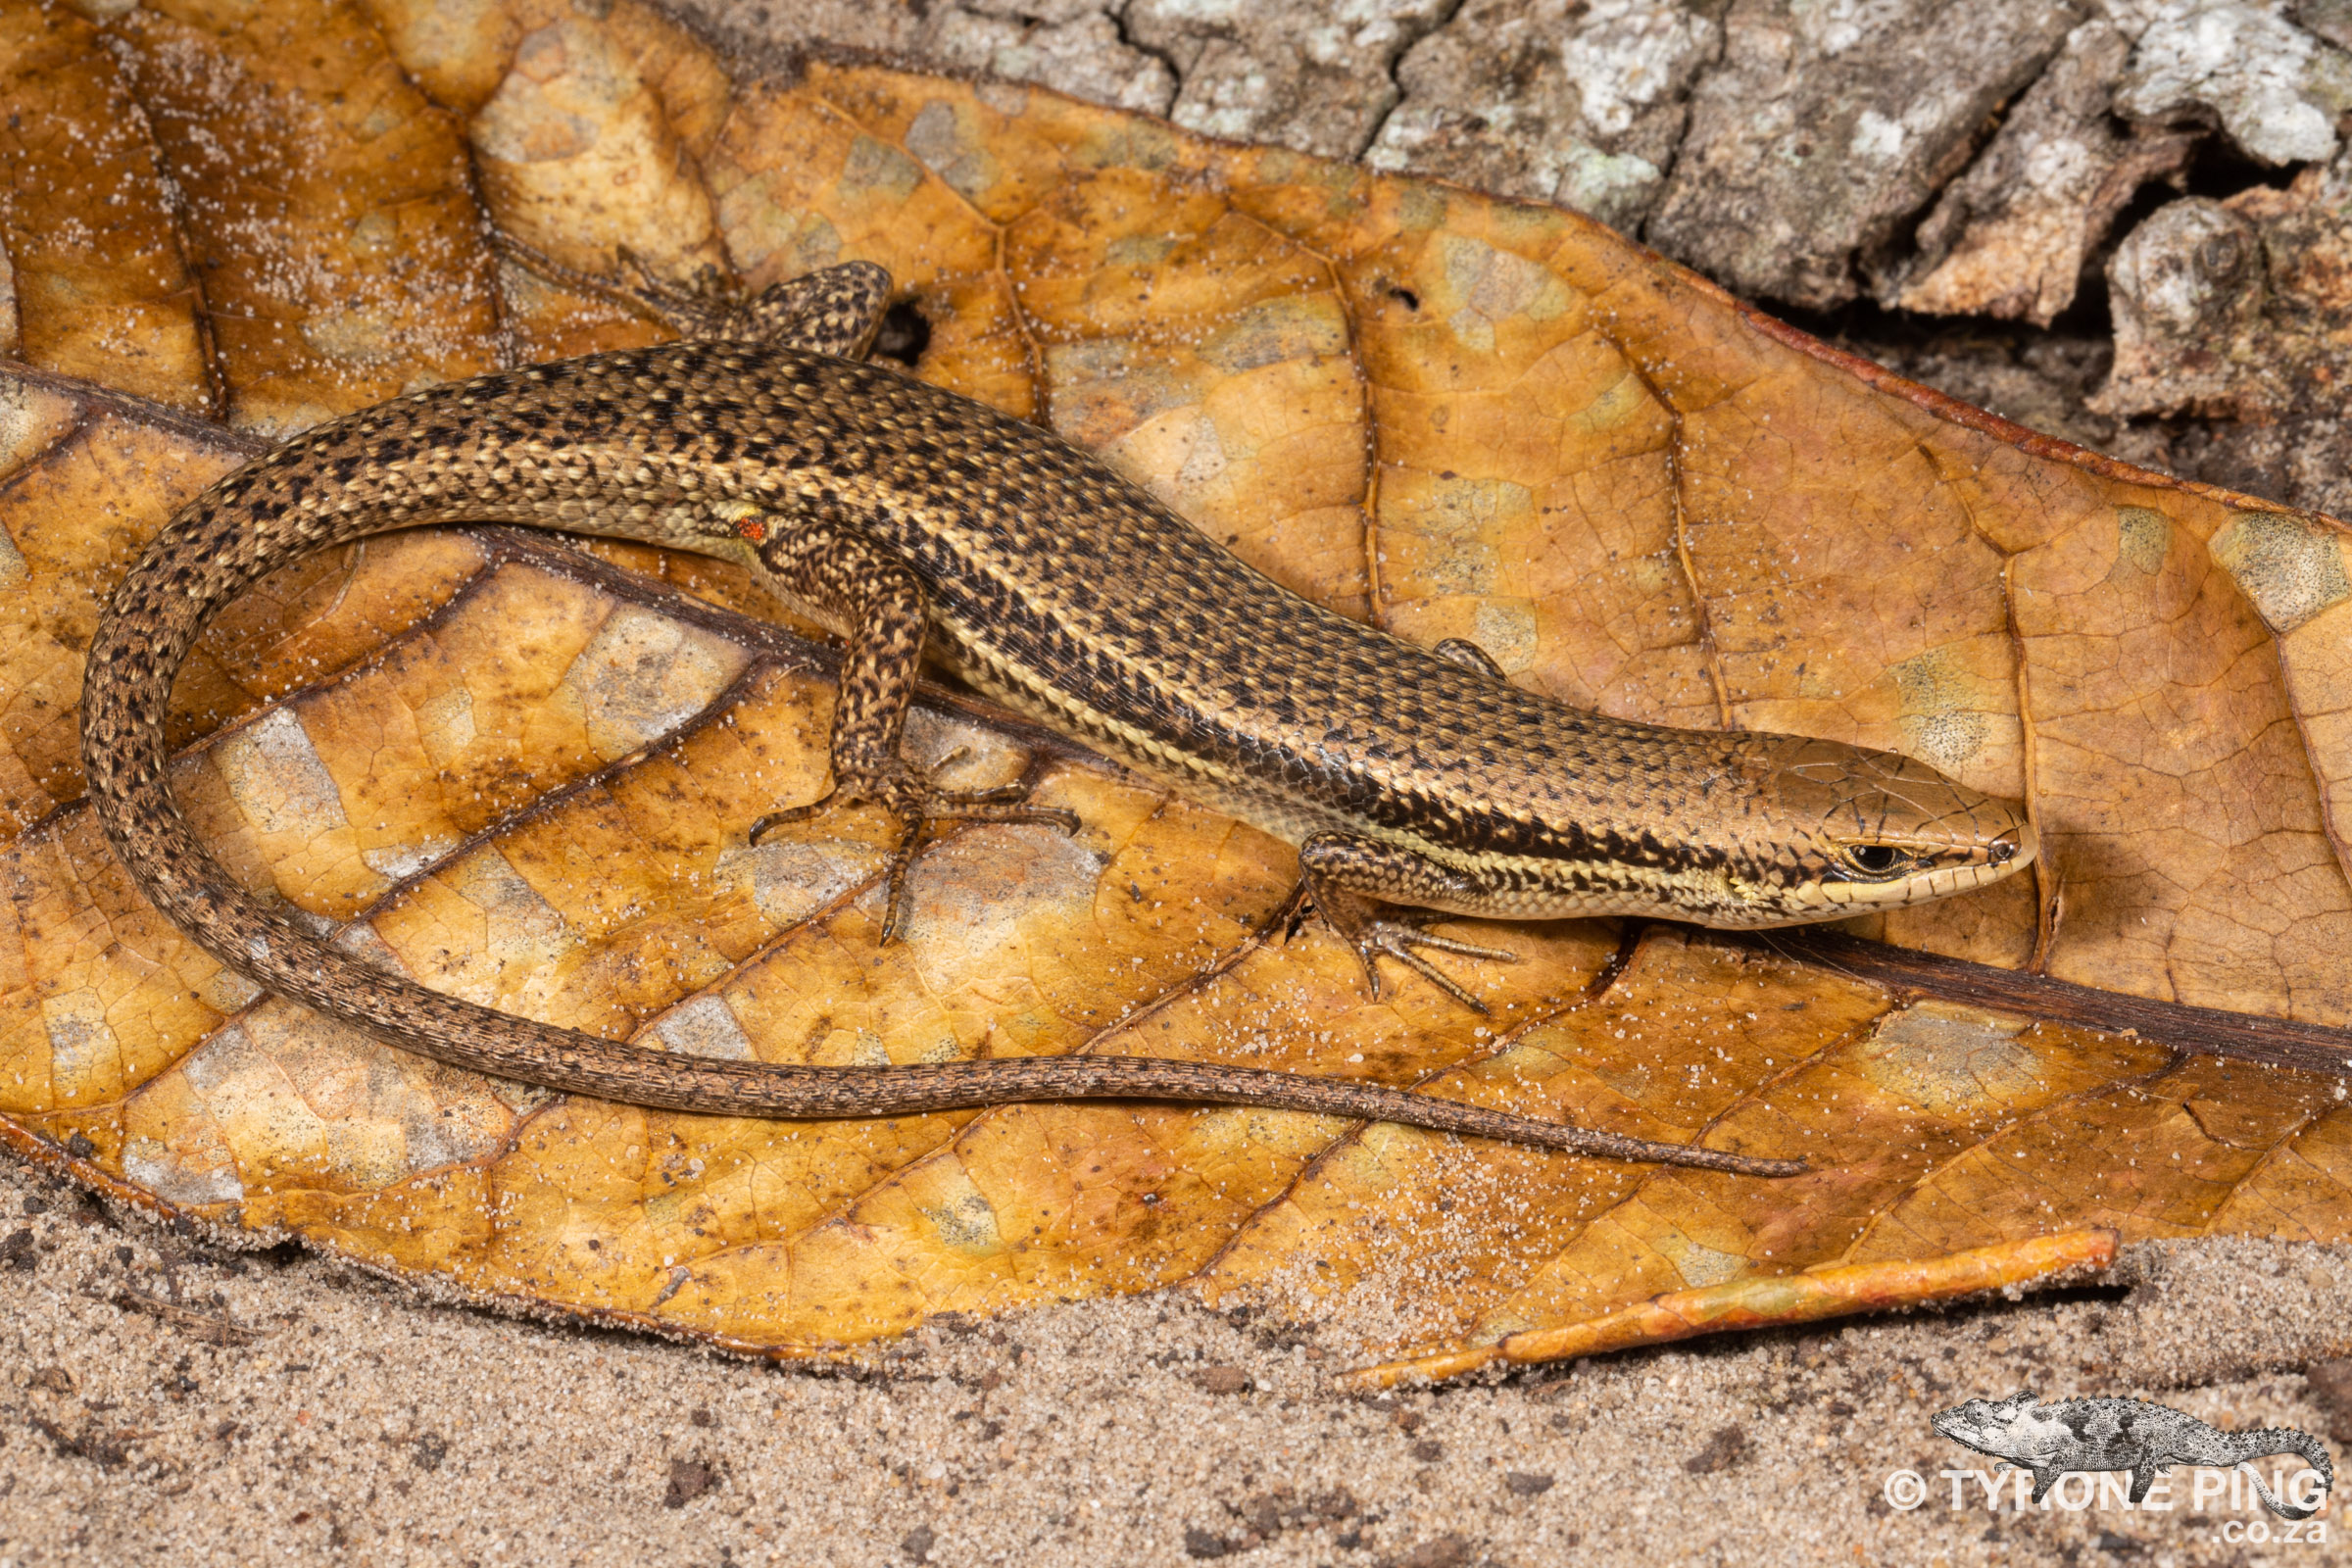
[0,1142,2345,1567]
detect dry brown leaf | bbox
[3,0,2349,1379]
[0,3,209,411]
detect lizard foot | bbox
[749,751,1078,942]
[1292,831,1523,1013]
[1312,902,1517,1015]
[487,232,889,356]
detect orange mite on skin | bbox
[733,514,768,544]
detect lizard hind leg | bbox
[487,230,892,357]
[1298,832,1520,1014]
[712,259,892,359]
[744,519,1077,943]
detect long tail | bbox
[2227,1429,2334,1521]
[76,371,1801,1178]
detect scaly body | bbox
[78,260,2034,1177]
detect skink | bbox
[78,257,2035,1178]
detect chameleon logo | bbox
[1933,1391,2333,1520]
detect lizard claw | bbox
[1271,878,1316,946]
[919,745,1059,811]
[1340,917,1518,1015]
[748,757,1078,943]
[748,792,829,844]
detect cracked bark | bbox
[1878,20,2196,326]
[1368,0,1718,230]
[1649,0,2082,313]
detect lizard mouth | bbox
[1929,1411,1984,1445]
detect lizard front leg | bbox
[1297,832,1520,1012]
[489,238,1070,931]
[745,519,1079,941]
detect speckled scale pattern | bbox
[1934,1392,2333,1516]
[76,263,2030,1176]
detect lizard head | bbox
[1718,733,2036,926]
[1932,1390,2043,1455]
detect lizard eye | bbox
[1845,844,1904,875]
